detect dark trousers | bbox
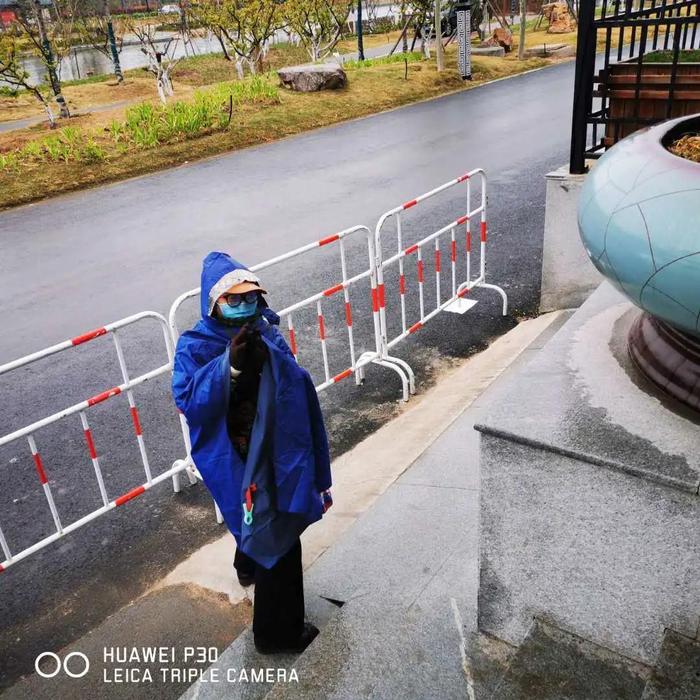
[234,539,305,646]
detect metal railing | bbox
[570,0,700,173]
[0,312,193,573]
[0,170,509,573]
[374,170,508,379]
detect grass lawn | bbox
[0,44,559,210]
[0,44,310,124]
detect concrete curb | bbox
[157,310,565,604]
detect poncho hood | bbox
[200,251,269,322]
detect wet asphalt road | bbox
[0,60,573,688]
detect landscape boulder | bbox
[481,27,513,53]
[542,2,577,33]
[472,45,506,57]
[277,64,347,92]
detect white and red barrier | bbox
[169,224,411,397]
[0,169,509,573]
[0,312,193,573]
[373,169,508,381]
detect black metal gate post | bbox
[570,0,596,174]
[568,0,699,174]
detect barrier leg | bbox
[456,281,508,317]
[372,357,411,402]
[214,501,224,525]
[172,471,181,493]
[479,283,509,315]
[382,355,416,396]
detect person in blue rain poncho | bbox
[172,251,333,655]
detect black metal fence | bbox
[570,0,700,173]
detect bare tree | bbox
[75,0,124,82]
[0,28,57,125]
[363,0,379,28]
[189,0,281,74]
[129,21,182,102]
[284,0,353,62]
[13,0,78,118]
[407,0,432,56]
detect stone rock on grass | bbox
[542,1,577,33]
[473,46,506,57]
[551,44,576,58]
[277,64,347,92]
[481,27,513,53]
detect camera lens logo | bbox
[35,652,90,679]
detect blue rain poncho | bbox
[172,252,332,568]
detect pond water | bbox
[18,29,290,86]
[16,5,402,88]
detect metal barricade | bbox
[373,169,508,380]
[169,225,413,400]
[0,312,192,573]
[0,171,510,573]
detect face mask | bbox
[218,299,258,320]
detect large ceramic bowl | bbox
[578,114,700,338]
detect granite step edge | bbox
[641,628,700,700]
[474,423,700,496]
[178,594,341,700]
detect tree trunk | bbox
[357,0,365,61]
[518,0,526,60]
[33,0,70,118]
[434,0,444,70]
[402,11,408,52]
[215,31,231,60]
[156,76,167,103]
[106,17,124,83]
[252,46,264,74]
[30,86,55,126]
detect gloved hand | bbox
[246,331,268,375]
[229,325,251,371]
[230,324,268,373]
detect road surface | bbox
[0,59,574,688]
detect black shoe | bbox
[236,571,255,587]
[254,622,320,655]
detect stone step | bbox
[641,629,700,700]
[263,597,471,700]
[489,620,650,700]
[178,594,340,700]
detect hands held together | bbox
[230,323,268,375]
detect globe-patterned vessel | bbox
[578,114,700,338]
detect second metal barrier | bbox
[373,169,508,382]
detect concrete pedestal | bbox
[475,283,700,665]
[540,166,601,312]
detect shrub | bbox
[120,75,280,148]
[42,136,70,162]
[80,139,106,163]
[0,152,19,171]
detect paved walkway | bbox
[179,311,571,700]
[0,99,139,133]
